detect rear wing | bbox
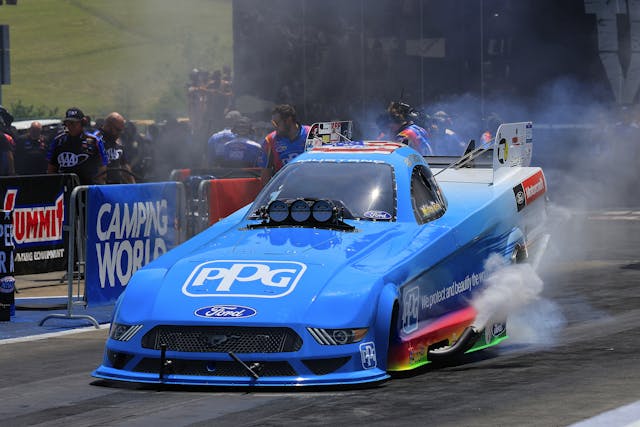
[305,121,353,151]
[492,121,533,169]
[430,121,533,184]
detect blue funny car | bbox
[93,122,548,387]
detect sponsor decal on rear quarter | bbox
[513,170,545,211]
[522,170,546,204]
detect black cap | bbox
[64,107,85,122]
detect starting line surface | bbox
[0,297,114,341]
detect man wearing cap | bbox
[46,107,108,185]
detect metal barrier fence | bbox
[195,176,263,235]
[35,172,267,327]
[40,182,186,327]
[39,184,94,327]
[171,167,270,237]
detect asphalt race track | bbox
[1,209,639,427]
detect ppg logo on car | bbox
[182,260,307,298]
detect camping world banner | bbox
[85,182,182,305]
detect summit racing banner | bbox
[0,174,78,274]
[85,183,182,305]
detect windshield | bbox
[249,161,396,221]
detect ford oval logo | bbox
[363,210,392,220]
[195,305,257,319]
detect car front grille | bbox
[133,358,297,377]
[140,325,303,353]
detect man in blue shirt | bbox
[207,110,242,167]
[47,107,108,185]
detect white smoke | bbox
[471,252,570,348]
[472,253,544,331]
[506,298,567,347]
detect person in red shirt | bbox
[261,104,311,172]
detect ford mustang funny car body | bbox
[93,122,548,387]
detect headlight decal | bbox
[307,327,368,345]
[110,323,144,341]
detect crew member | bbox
[95,112,136,183]
[15,121,48,175]
[377,101,433,155]
[0,106,15,176]
[262,104,310,172]
[221,116,265,168]
[429,110,465,156]
[207,110,242,167]
[47,107,108,185]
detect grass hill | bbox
[0,0,233,121]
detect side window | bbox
[410,165,446,224]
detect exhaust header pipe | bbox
[427,326,481,361]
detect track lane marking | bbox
[0,323,110,345]
[568,400,640,427]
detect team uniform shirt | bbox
[222,136,265,168]
[396,123,433,156]
[207,128,236,167]
[94,130,133,184]
[47,131,108,185]
[15,135,48,175]
[262,124,311,171]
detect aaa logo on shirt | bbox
[57,152,89,168]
